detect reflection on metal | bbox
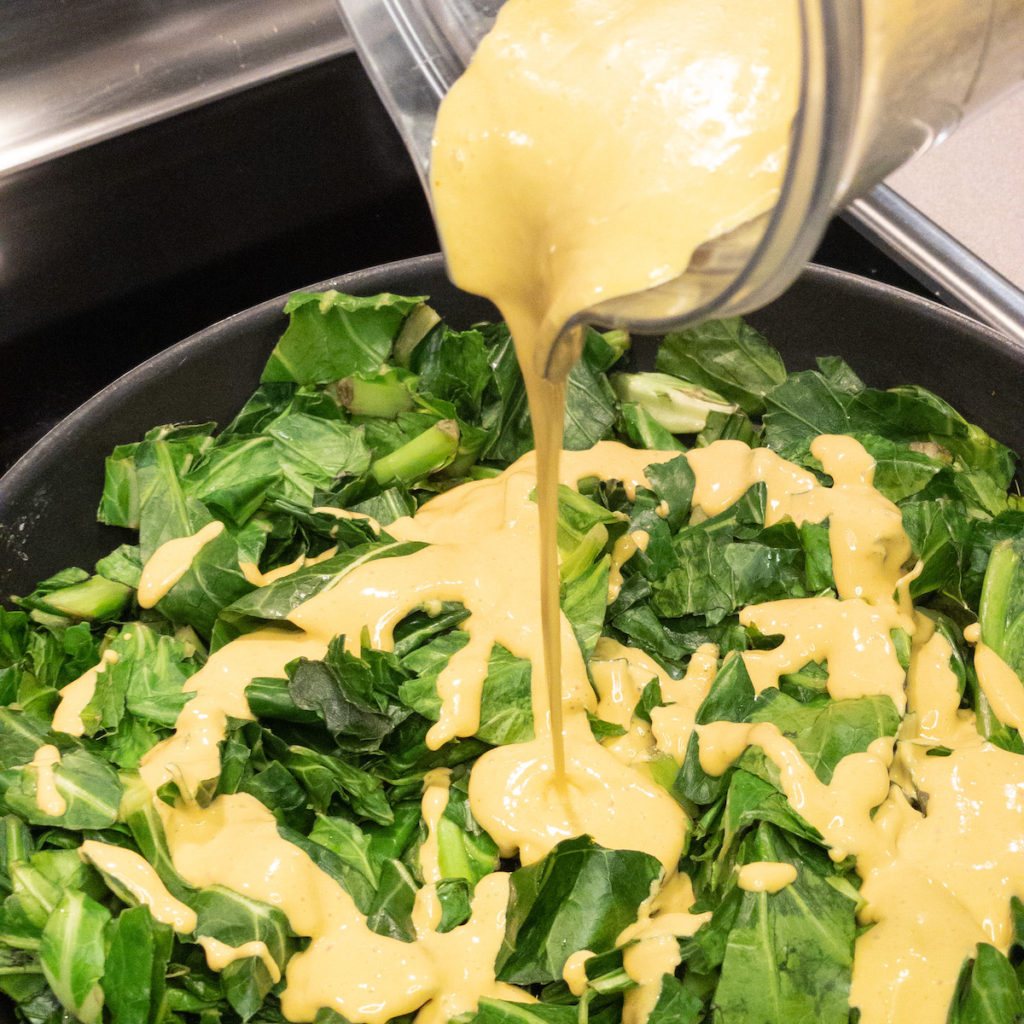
[847,185,1024,350]
[0,0,352,176]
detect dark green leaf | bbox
[845,385,969,441]
[0,710,50,772]
[562,559,610,662]
[964,513,1024,610]
[481,324,533,464]
[563,358,617,451]
[657,318,786,415]
[310,813,377,885]
[436,795,500,886]
[762,372,852,455]
[645,973,702,1023]
[901,497,970,601]
[287,641,410,752]
[435,878,472,932]
[696,408,759,448]
[496,836,661,984]
[411,327,492,421]
[98,444,143,528]
[264,411,372,504]
[852,434,946,503]
[94,545,143,589]
[743,690,900,784]
[644,454,695,531]
[947,943,1024,1024]
[696,656,756,726]
[979,538,1024,676]
[191,885,290,971]
[102,906,174,1024]
[815,356,864,395]
[183,436,282,525]
[81,624,195,735]
[192,885,292,1020]
[713,826,855,1024]
[799,521,834,593]
[365,858,418,942]
[131,441,255,638]
[261,291,425,384]
[245,677,320,724]
[466,998,578,1024]
[674,730,732,807]
[476,646,535,747]
[281,745,392,825]
[722,770,821,850]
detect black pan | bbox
[2,253,1023,603]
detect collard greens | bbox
[0,291,1022,1024]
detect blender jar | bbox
[337,0,1024,334]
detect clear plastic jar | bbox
[337,0,1024,332]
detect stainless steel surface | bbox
[883,86,1024,291]
[0,0,353,176]
[847,184,1024,350]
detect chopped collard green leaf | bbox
[0,287,1022,1024]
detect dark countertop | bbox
[0,53,932,477]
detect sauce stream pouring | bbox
[429,0,800,782]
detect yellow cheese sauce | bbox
[617,872,711,1024]
[737,861,798,893]
[430,0,799,375]
[965,622,1024,732]
[198,937,282,984]
[78,839,197,932]
[412,767,453,936]
[238,544,338,587]
[159,791,530,1024]
[588,636,660,765]
[561,949,595,996]
[311,505,382,535]
[431,0,799,793]
[239,553,307,587]
[693,625,1024,1024]
[740,596,908,708]
[52,647,119,736]
[137,520,225,607]
[28,744,65,817]
[649,643,718,763]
